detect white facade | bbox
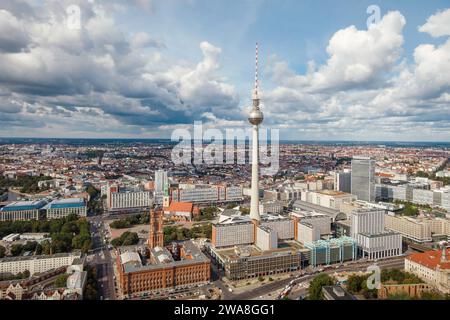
[412,189,434,206]
[355,232,402,260]
[256,226,277,251]
[0,252,82,275]
[351,208,402,260]
[213,222,255,248]
[385,214,432,243]
[297,222,320,244]
[260,217,294,240]
[350,209,385,237]
[171,185,243,204]
[297,215,332,236]
[304,190,356,210]
[0,209,39,221]
[44,198,87,219]
[108,191,153,210]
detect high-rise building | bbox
[154,170,168,194]
[350,208,402,260]
[248,42,264,221]
[334,171,351,193]
[351,156,376,202]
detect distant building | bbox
[105,184,153,212]
[163,202,200,221]
[334,171,352,193]
[385,215,432,243]
[351,156,376,202]
[170,184,243,204]
[154,170,168,194]
[44,198,87,219]
[302,190,356,210]
[0,251,82,276]
[259,200,284,215]
[0,200,47,221]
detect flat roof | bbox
[215,240,306,260]
[0,251,81,263]
[44,198,86,210]
[0,200,47,212]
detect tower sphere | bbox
[248,107,264,125]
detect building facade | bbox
[44,198,87,219]
[106,185,153,211]
[0,252,82,276]
[405,249,450,294]
[0,200,47,221]
[211,220,255,248]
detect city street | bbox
[228,257,406,300]
[89,219,116,300]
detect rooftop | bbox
[165,201,193,212]
[120,240,209,273]
[407,249,450,270]
[322,285,355,300]
[0,200,47,212]
[0,251,82,263]
[43,198,86,210]
[214,240,306,261]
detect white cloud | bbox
[264,10,450,141]
[269,11,405,93]
[419,8,450,37]
[0,1,240,137]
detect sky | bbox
[0,0,449,141]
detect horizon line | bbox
[0,136,449,144]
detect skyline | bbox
[0,0,449,141]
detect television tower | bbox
[248,42,264,221]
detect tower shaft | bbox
[248,42,263,222]
[249,124,260,220]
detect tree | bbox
[307,273,335,300]
[10,244,24,256]
[346,275,365,294]
[111,231,139,246]
[0,245,5,258]
[84,265,99,300]
[54,274,70,288]
[239,207,250,215]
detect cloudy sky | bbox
[0,0,449,141]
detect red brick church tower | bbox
[148,209,164,249]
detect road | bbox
[88,217,116,300]
[229,257,406,300]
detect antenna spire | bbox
[253,42,260,103]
